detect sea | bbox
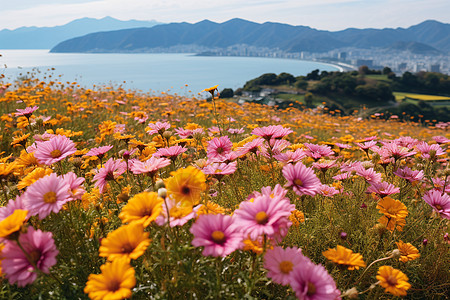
[0,49,340,95]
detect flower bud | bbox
[342,287,359,299]
[158,188,167,198]
[155,179,165,190]
[391,249,401,259]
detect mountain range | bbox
[49,18,450,54]
[0,17,161,49]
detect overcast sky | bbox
[0,0,449,31]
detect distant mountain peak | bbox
[0,17,163,49]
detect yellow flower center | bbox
[294,179,303,186]
[108,280,121,292]
[386,275,398,286]
[211,230,226,244]
[307,281,316,296]
[120,243,134,254]
[279,261,293,274]
[28,250,41,265]
[50,149,62,158]
[255,211,268,225]
[435,204,442,210]
[214,169,223,173]
[181,186,191,195]
[43,191,57,203]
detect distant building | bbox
[398,62,407,71]
[356,59,373,68]
[430,64,440,73]
[338,52,347,60]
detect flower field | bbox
[0,75,449,299]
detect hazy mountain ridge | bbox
[50,18,450,54]
[0,17,162,49]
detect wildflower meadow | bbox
[0,74,449,299]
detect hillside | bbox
[50,18,450,53]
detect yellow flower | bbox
[17,167,52,190]
[99,223,151,261]
[322,245,366,270]
[396,241,420,263]
[376,265,411,296]
[0,210,28,239]
[10,133,30,147]
[197,201,227,215]
[84,257,136,300]
[165,166,206,207]
[0,162,16,180]
[289,210,305,226]
[15,150,40,170]
[118,192,163,227]
[377,197,408,232]
[202,85,219,93]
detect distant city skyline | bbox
[0,0,449,31]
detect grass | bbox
[394,92,450,102]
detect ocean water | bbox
[0,50,340,95]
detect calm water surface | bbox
[0,50,340,95]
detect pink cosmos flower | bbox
[312,160,337,172]
[62,172,86,200]
[430,177,450,193]
[366,181,400,198]
[381,142,416,161]
[34,135,77,166]
[147,121,171,135]
[129,156,171,176]
[190,214,242,257]
[393,166,424,183]
[134,112,148,124]
[393,136,419,148]
[252,125,293,140]
[416,142,445,160]
[236,138,265,156]
[155,197,200,227]
[23,173,71,219]
[1,227,59,287]
[175,128,194,139]
[85,145,113,158]
[93,158,127,193]
[263,246,306,286]
[355,140,377,151]
[249,184,289,203]
[33,132,55,142]
[260,139,291,158]
[202,161,237,177]
[432,136,450,144]
[153,145,187,160]
[335,143,352,149]
[233,193,295,240]
[332,172,352,181]
[0,195,27,221]
[318,184,340,197]
[282,162,321,196]
[228,127,245,135]
[15,106,39,118]
[304,143,335,160]
[354,165,382,184]
[423,190,450,219]
[289,260,341,300]
[207,136,233,162]
[274,149,307,164]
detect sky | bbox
[0,0,449,31]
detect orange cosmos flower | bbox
[322,245,366,270]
